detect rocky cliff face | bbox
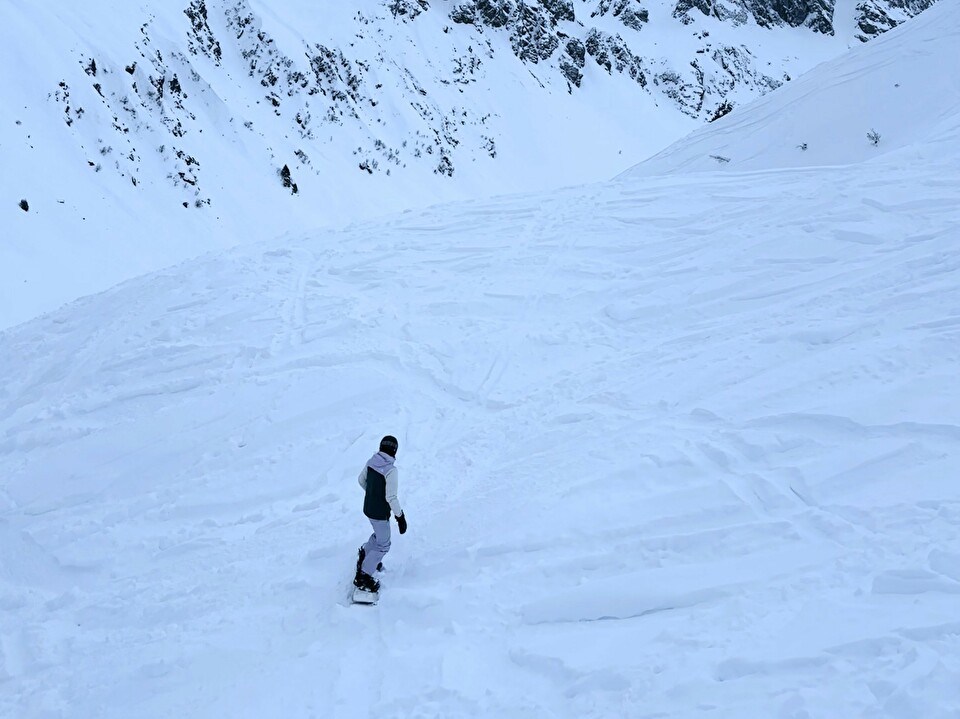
[34,0,941,211]
[855,0,939,40]
[449,0,786,109]
[673,0,834,34]
[673,0,937,36]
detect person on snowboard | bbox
[355,435,407,593]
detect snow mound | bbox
[622,1,960,176]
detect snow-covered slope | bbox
[2,4,959,718]
[1,0,941,329]
[623,0,960,175]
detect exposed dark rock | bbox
[709,99,734,121]
[855,0,937,41]
[560,59,583,87]
[510,3,560,62]
[585,29,647,86]
[280,164,299,194]
[655,69,701,115]
[171,148,201,191]
[756,0,835,34]
[457,0,513,27]
[674,0,711,16]
[856,2,896,37]
[674,0,746,24]
[566,38,586,67]
[710,44,781,96]
[450,5,477,23]
[482,136,497,158]
[452,1,566,64]
[53,81,82,127]
[452,49,483,84]
[450,0,517,29]
[477,0,514,27]
[184,0,223,64]
[387,0,430,19]
[561,38,586,87]
[541,0,576,22]
[593,0,650,31]
[674,0,836,34]
[435,154,454,176]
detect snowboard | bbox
[352,586,379,605]
[352,547,382,604]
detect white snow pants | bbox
[361,518,391,575]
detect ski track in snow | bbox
[3,5,960,716]
[2,154,959,717]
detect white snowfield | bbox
[2,4,960,719]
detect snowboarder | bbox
[354,435,407,594]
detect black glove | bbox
[396,512,407,535]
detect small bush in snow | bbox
[867,129,881,146]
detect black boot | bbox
[354,571,380,593]
[357,546,384,575]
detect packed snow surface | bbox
[2,4,960,718]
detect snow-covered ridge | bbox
[623,0,960,175]
[1,4,959,717]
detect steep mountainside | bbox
[624,0,959,176]
[672,0,938,38]
[1,0,941,328]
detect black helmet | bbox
[379,435,398,457]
